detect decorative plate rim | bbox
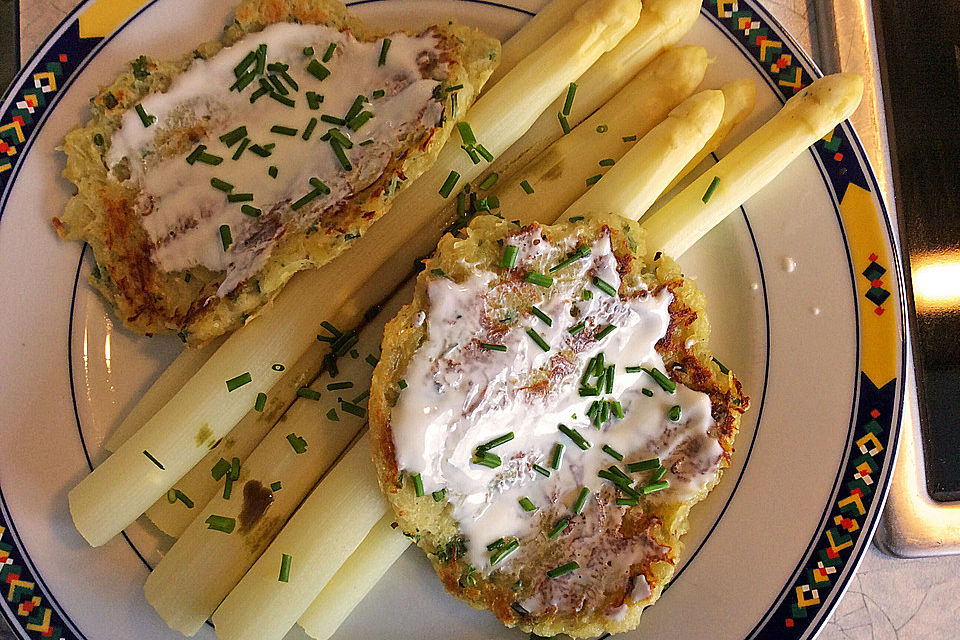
[0,1,906,639]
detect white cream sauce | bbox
[392,230,725,587]
[106,22,446,294]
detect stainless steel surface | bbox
[870,0,960,558]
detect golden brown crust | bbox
[369,214,748,637]
[54,0,499,344]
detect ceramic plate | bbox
[0,0,905,638]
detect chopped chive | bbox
[93,133,104,146]
[271,125,297,136]
[307,91,322,109]
[167,489,194,508]
[222,475,234,499]
[569,216,585,223]
[340,401,366,417]
[306,59,330,81]
[625,366,643,373]
[600,401,610,423]
[546,444,564,472]
[143,450,164,470]
[230,456,240,481]
[254,392,267,412]
[617,496,639,506]
[652,465,668,483]
[205,515,235,533]
[479,342,507,352]
[487,538,505,551]
[568,321,586,335]
[348,111,373,131]
[330,138,353,171]
[225,371,252,391]
[622,134,637,142]
[558,112,571,134]
[398,379,407,390]
[479,173,498,190]
[523,271,553,288]
[292,183,326,210]
[593,276,617,297]
[278,553,292,582]
[232,138,250,160]
[270,480,282,491]
[585,174,602,186]
[322,42,336,62]
[605,365,615,393]
[234,50,257,78]
[326,408,339,421]
[135,104,156,127]
[303,46,314,56]
[547,561,579,578]
[490,539,519,565]
[518,496,537,512]
[500,244,519,268]
[250,85,269,103]
[627,458,660,473]
[595,324,615,341]
[296,387,320,401]
[267,75,289,95]
[532,463,551,477]
[219,126,248,147]
[249,143,274,157]
[644,368,676,393]
[186,144,206,165]
[602,445,623,461]
[530,306,552,327]
[479,433,514,450]
[326,381,353,391]
[439,170,460,197]
[365,354,379,367]
[712,357,730,374]
[596,124,609,133]
[449,91,458,118]
[227,192,254,202]
[526,328,550,352]
[344,95,367,122]
[456,121,477,147]
[219,225,232,251]
[562,82,577,116]
[558,424,590,450]
[378,38,391,66]
[268,165,279,179]
[278,69,299,92]
[475,144,494,162]
[549,248,588,273]
[668,405,681,421]
[520,180,535,194]
[642,387,654,397]
[548,518,570,539]
[268,91,295,107]
[599,158,616,167]
[211,177,233,192]
[641,480,669,494]
[569,489,589,517]
[579,386,600,397]
[611,400,624,419]
[408,472,424,497]
[432,488,446,502]
[302,118,320,141]
[211,458,230,480]
[702,176,721,203]
[286,432,308,453]
[372,88,385,99]
[473,449,502,468]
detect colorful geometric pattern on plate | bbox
[0,0,904,639]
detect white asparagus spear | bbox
[564,89,725,222]
[486,0,584,89]
[256,73,863,640]
[68,0,642,548]
[490,0,702,178]
[143,283,408,635]
[491,45,708,222]
[642,73,864,258]
[296,514,411,640]
[659,78,757,197]
[210,435,387,640]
